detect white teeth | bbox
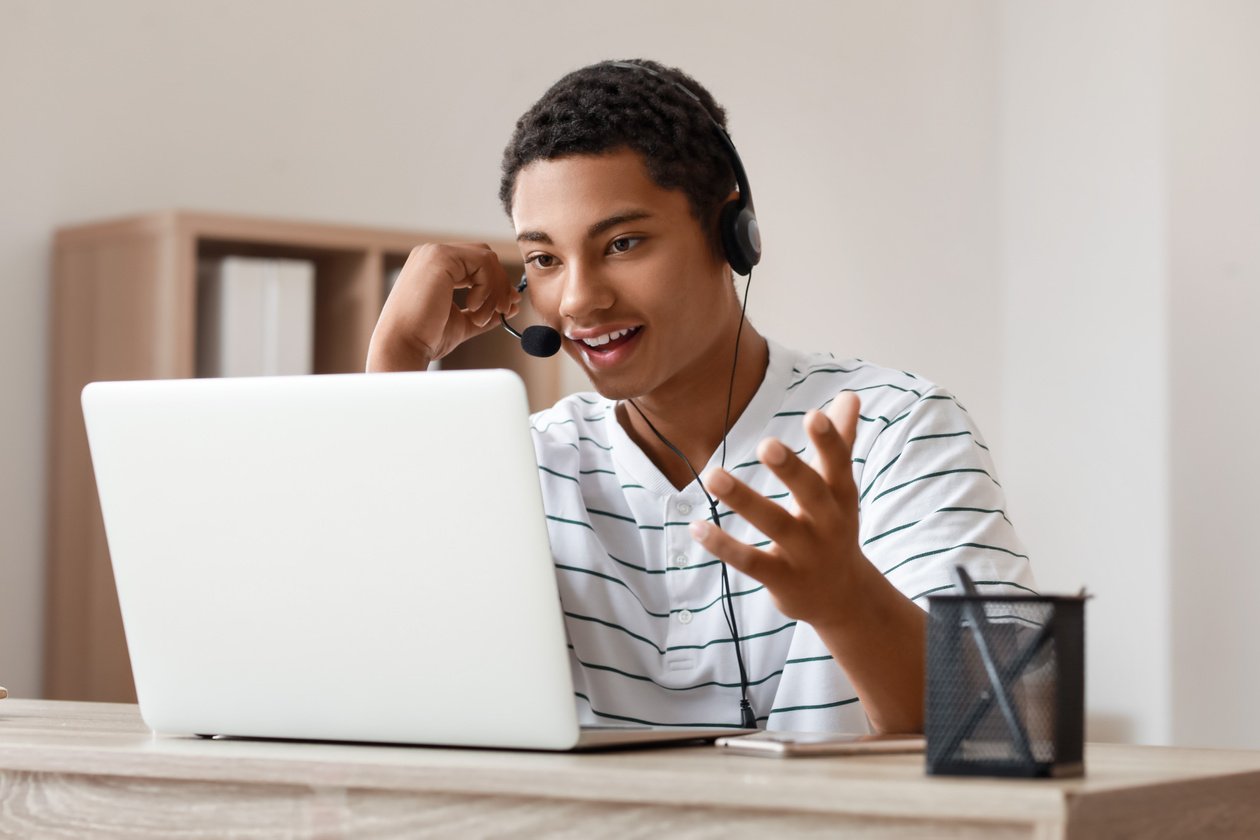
[581,327,635,348]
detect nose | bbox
[558,259,615,323]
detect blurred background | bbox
[1,0,1256,748]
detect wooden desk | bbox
[2,700,1259,838]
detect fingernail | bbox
[807,411,831,434]
[762,440,787,466]
[704,469,732,493]
[689,521,710,539]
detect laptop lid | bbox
[82,370,586,750]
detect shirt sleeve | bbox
[852,388,1036,606]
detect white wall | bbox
[998,0,1171,745]
[997,0,1260,748]
[3,0,1257,749]
[1166,0,1260,748]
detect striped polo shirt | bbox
[529,338,1034,731]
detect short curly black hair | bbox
[499,59,736,250]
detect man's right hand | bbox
[366,243,522,372]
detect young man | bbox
[367,60,1033,734]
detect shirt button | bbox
[677,502,692,515]
[678,609,694,624]
[674,554,689,567]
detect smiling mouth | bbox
[575,326,642,353]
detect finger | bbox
[703,466,799,549]
[457,250,516,327]
[754,438,842,532]
[804,410,857,502]
[447,300,478,345]
[465,281,491,315]
[447,298,504,345]
[451,244,511,299]
[689,520,781,587]
[501,283,523,314]
[466,293,498,328]
[438,243,493,285]
[461,303,506,338]
[459,249,499,306]
[825,391,861,451]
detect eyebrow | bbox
[516,210,653,244]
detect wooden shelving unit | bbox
[44,210,565,702]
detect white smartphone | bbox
[714,730,926,758]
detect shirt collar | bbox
[603,338,801,498]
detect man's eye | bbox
[608,236,642,254]
[528,253,556,268]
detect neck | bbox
[621,324,769,491]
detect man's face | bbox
[511,148,733,401]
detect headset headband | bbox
[607,61,756,215]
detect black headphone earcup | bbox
[719,201,761,277]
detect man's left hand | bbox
[689,390,866,631]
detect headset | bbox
[500,59,761,357]
[501,60,763,729]
[618,60,762,278]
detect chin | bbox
[563,352,626,400]
[584,379,637,401]
[578,369,651,402]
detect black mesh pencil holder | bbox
[925,592,1086,778]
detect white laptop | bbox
[82,370,751,751]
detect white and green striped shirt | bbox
[530,339,1034,731]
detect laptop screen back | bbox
[82,370,581,749]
